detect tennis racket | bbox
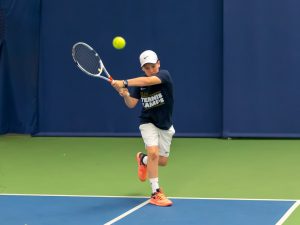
[72,42,113,82]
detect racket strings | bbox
[73,44,101,75]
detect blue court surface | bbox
[0,194,298,225]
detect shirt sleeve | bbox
[155,70,171,84]
[129,86,141,99]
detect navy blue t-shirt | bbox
[130,70,174,130]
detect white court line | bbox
[0,193,299,202]
[169,196,299,202]
[275,200,300,225]
[103,199,149,225]
[0,193,148,198]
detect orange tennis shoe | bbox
[136,152,147,182]
[149,189,173,207]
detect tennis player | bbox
[111,50,175,207]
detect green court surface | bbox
[0,135,299,224]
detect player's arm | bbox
[127,76,161,87]
[118,88,139,108]
[112,76,161,89]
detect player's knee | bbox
[147,150,159,161]
[159,156,168,166]
[159,161,168,166]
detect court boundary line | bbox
[275,200,300,225]
[103,199,149,225]
[0,193,299,202]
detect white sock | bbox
[142,156,148,165]
[149,177,159,193]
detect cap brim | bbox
[141,60,158,67]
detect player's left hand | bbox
[119,88,130,97]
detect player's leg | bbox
[146,145,159,180]
[158,125,175,167]
[136,123,157,182]
[147,125,175,205]
[138,123,172,206]
[137,125,175,169]
[147,144,172,207]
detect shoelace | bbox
[153,192,166,200]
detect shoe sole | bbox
[136,152,147,182]
[149,200,173,207]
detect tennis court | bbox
[0,194,298,225]
[1,136,300,224]
[2,0,300,224]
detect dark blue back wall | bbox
[2,0,300,137]
[0,0,40,134]
[223,0,300,137]
[38,0,223,136]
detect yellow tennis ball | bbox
[112,36,126,50]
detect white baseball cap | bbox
[139,50,158,67]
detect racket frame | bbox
[72,42,113,82]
